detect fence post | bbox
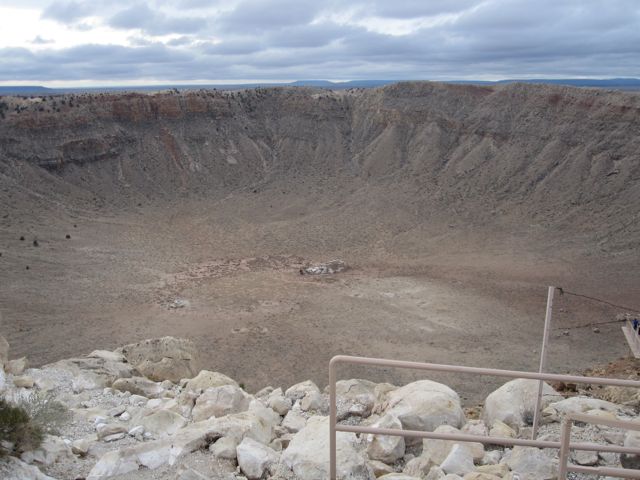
[532,286,554,439]
[329,358,337,480]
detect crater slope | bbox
[1,82,639,400]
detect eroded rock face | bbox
[281,416,374,480]
[118,337,200,382]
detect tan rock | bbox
[14,375,35,388]
[118,336,200,382]
[183,370,238,392]
[7,357,28,375]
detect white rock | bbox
[210,436,239,459]
[140,409,187,437]
[128,426,144,436]
[118,336,200,382]
[502,446,558,479]
[402,455,435,477]
[285,380,320,401]
[0,456,56,480]
[21,435,73,466]
[112,377,164,399]
[488,419,516,438]
[335,379,379,418]
[120,411,131,422]
[72,436,96,456]
[268,393,292,415]
[378,475,421,479]
[548,396,626,416]
[481,450,502,465]
[97,424,128,440]
[14,376,35,388]
[7,357,28,375]
[282,408,307,433]
[183,369,238,392]
[366,413,405,463]
[382,380,465,441]
[281,416,374,480]
[236,437,280,479]
[300,390,326,412]
[89,409,272,479]
[103,433,126,442]
[192,384,252,421]
[482,379,562,431]
[88,350,126,363]
[368,459,396,477]
[422,425,484,464]
[440,444,474,476]
[129,394,148,406]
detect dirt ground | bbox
[2,192,638,406]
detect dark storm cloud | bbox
[4,0,640,83]
[109,4,208,35]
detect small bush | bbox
[0,399,43,456]
[21,391,71,437]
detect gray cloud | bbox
[109,4,208,35]
[41,0,94,23]
[3,0,640,83]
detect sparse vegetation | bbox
[0,100,8,119]
[0,398,43,456]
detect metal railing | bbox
[329,355,640,479]
[558,412,640,478]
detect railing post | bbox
[532,286,554,439]
[557,417,572,479]
[329,357,337,480]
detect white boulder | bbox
[236,437,280,479]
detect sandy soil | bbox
[1,194,638,406]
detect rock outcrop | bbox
[1,336,638,480]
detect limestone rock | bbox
[335,379,379,418]
[368,459,396,476]
[382,380,465,438]
[548,396,626,416]
[14,375,34,388]
[192,384,252,421]
[112,376,164,398]
[236,437,280,479]
[402,455,435,477]
[475,463,508,475]
[488,419,516,438]
[0,456,56,480]
[422,425,484,464]
[72,436,97,456]
[502,446,558,479]
[140,409,187,437]
[183,370,238,392]
[621,429,640,469]
[88,409,273,479]
[282,407,307,433]
[482,379,562,431]
[378,475,420,479]
[267,389,292,415]
[118,336,200,382]
[21,435,73,466]
[300,390,326,412]
[440,444,474,476]
[285,380,320,401]
[43,356,135,392]
[7,357,28,375]
[87,350,126,363]
[462,473,501,480]
[210,436,239,459]
[366,413,405,463]
[281,416,374,480]
[97,424,128,440]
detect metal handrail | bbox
[329,355,640,479]
[558,412,640,478]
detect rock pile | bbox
[0,335,638,479]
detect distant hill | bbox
[1,78,639,96]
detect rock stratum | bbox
[1,335,639,480]
[1,82,639,251]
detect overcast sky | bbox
[0,0,639,86]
